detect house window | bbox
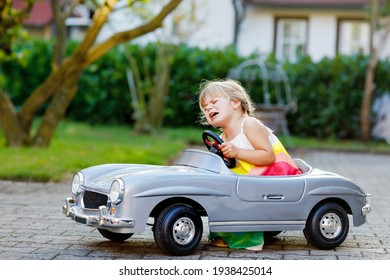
[337,19,370,55]
[275,18,307,62]
[65,4,93,41]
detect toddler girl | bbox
[198,78,301,250]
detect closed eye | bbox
[211,98,221,105]
[202,99,218,110]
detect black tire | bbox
[303,202,349,250]
[153,204,203,256]
[98,228,133,242]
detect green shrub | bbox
[2,39,390,140]
[166,44,243,126]
[286,55,368,139]
[1,39,52,106]
[68,46,131,124]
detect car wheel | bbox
[153,204,203,256]
[98,228,133,242]
[303,202,349,250]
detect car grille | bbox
[83,190,108,209]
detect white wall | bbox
[96,0,235,48]
[308,14,337,61]
[238,6,390,61]
[238,9,274,56]
[237,9,339,60]
[183,0,235,49]
[375,27,390,59]
[96,0,390,60]
[238,7,353,61]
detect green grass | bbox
[0,121,203,182]
[0,121,389,182]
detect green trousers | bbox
[210,231,264,249]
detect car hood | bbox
[84,164,205,192]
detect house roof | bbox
[13,0,53,26]
[244,0,370,10]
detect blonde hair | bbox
[198,79,255,124]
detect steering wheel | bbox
[202,130,236,169]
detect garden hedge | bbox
[1,39,389,140]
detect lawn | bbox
[0,121,204,182]
[0,121,389,182]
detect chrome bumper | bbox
[362,194,371,216]
[62,197,135,228]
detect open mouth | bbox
[209,112,219,119]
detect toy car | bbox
[63,131,371,256]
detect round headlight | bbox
[71,172,84,195]
[110,179,125,205]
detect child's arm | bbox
[220,117,275,166]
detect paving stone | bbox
[0,150,388,260]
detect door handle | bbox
[264,194,284,200]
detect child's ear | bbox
[231,98,241,110]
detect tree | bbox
[0,0,35,55]
[50,0,83,71]
[125,42,172,134]
[0,0,35,146]
[360,0,390,142]
[0,0,183,147]
[123,0,200,134]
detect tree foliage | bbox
[0,0,35,57]
[0,0,183,147]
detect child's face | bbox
[201,94,236,127]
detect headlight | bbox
[71,172,84,195]
[110,179,125,205]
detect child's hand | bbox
[220,142,239,159]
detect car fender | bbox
[307,186,364,197]
[307,186,367,226]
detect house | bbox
[13,0,92,41]
[13,0,53,39]
[180,0,390,62]
[14,0,390,62]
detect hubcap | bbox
[172,217,195,245]
[320,212,342,239]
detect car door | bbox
[235,175,306,220]
[207,174,307,233]
[237,175,305,202]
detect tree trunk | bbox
[150,44,171,130]
[360,57,377,143]
[33,68,83,146]
[17,60,72,133]
[360,0,381,143]
[51,0,68,71]
[0,90,29,146]
[32,0,82,147]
